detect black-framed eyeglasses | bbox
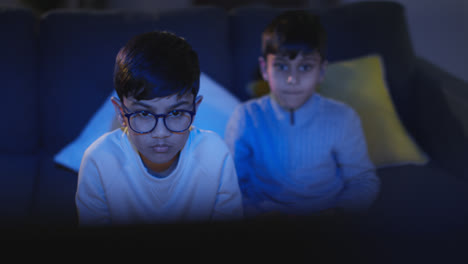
[121,102,196,134]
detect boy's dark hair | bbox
[114,31,200,101]
[262,10,327,61]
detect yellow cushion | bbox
[247,54,428,167]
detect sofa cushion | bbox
[0,154,38,225]
[0,8,39,154]
[321,2,415,123]
[368,162,468,235]
[39,7,232,156]
[229,2,415,123]
[31,154,78,226]
[345,162,468,263]
[408,58,468,178]
[319,55,427,167]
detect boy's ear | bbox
[111,96,126,127]
[194,95,203,113]
[258,56,269,81]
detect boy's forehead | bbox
[268,51,321,61]
[124,92,194,107]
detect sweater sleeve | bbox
[76,151,111,226]
[334,109,381,212]
[211,151,244,221]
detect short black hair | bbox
[114,31,200,101]
[262,10,327,61]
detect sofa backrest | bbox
[228,2,415,121]
[0,7,39,155]
[39,7,232,155]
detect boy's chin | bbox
[140,151,179,168]
[273,94,310,110]
[148,152,177,164]
[278,100,306,111]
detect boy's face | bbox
[259,51,327,110]
[112,92,202,173]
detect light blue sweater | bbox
[225,93,380,216]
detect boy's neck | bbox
[271,93,315,111]
[140,152,180,176]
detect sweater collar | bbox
[269,93,321,126]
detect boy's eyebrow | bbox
[302,55,320,61]
[301,59,319,64]
[129,100,152,109]
[169,100,192,109]
[273,57,288,62]
[302,52,321,61]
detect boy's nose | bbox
[287,74,297,85]
[151,117,171,138]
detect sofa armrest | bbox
[408,57,468,178]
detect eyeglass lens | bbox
[129,111,192,133]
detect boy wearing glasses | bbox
[225,11,380,218]
[76,31,243,225]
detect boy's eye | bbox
[168,110,183,117]
[136,111,152,118]
[273,63,288,71]
[299,64,314,71]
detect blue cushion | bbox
[0,8,38,154]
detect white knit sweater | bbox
[76,127,243,226]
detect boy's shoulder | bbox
[234,94,272,116]
[83,128,125,159]
[236,93,356,116]
[187,126,232,170]
[316,94,359,119]
[241,94,270,107]
[189,126,228,152]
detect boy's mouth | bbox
[152,144,170,153]
[282,90,303,95]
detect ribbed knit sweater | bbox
[225,93,380,216]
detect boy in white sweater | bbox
[76,31,243,226]
[225,11,380,218]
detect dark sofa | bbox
[1,1,468,259]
